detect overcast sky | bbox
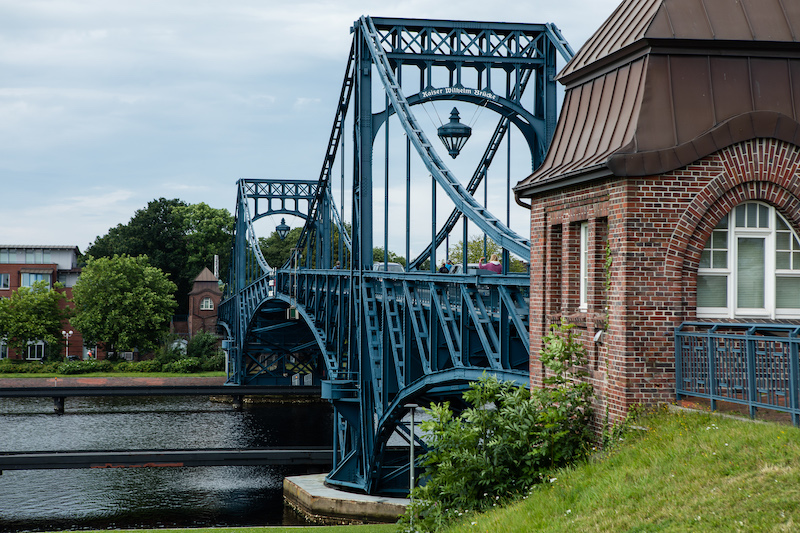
[0,0,621,254]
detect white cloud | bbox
[0,0,622,248]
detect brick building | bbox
[514,0,800,421]
[187,267,222,338]
[0,245,95,360]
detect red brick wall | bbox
[527,138,800,422]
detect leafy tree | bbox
[448,235,528,272]
[71,255,177,353]
[176,202,234,285]
[86,198,233,313]
[448,234,501,265]
[0,281,70,359]
[372,247,406,266]
[258,226,304,268]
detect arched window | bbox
[697,202,800,319]
[200,297,214,311]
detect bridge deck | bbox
[0,385,321,398]
[0,448,332,471]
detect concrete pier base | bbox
[283,473,408,525]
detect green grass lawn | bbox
[443,407,800,532]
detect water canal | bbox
[0,395,333,532]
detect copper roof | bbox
[515,0,800,198]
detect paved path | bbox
[0,376,227,388]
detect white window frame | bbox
[0,273,9,290]
[698,202,800,319]
[0,341,7,359]
[26,341,45,360]
[200,297,214,311]
[579,222,589,312]
[21,273,51,288]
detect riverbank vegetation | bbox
[0,331,224,375]
[400,321,594,532]
[441,406,800,532]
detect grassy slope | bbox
[445,408,800,533]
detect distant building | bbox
[187,267,223,338]
[0,245,98,360]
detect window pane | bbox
[712,230,727,249]
[759,205,769,228]
[718,214,728,229]
[698,275,727,307]
[776,277,800,309]
[25,251,34,263]
[737,237,765,308]
[735,205,746,227]
[777,215,789,231]
[747,204,758,227]
[777,232,790,250]
[700,250,711,268]
[777,251,791,270]
[713,251,727,268]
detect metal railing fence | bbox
[675,322,800,426]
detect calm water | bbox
[0,395,333,532]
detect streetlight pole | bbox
[61,330,73,361]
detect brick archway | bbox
[664,139,800,311]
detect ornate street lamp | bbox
[276,218,290,240]
[437,107,472,159]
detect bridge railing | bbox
[675,322,800,426]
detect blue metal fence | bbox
[675,322,800,426]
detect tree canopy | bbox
[448,235,528,272]
[70,255,177,353]
[86,198,233,313]
[0,281,70,358]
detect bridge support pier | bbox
[231,395,243,410]
[53,396,65,414]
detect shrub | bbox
[57,359,114,375]
[400,320,594,532]
[163,357,201,374]
[125,359,163,373]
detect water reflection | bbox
[0,396,332,532]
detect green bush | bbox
[124,359,163,373]
[57,359,114,375]
[0,359,60,374]
[163,357,201,374]
[400,320,594,532]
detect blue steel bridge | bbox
[218,16,573,495]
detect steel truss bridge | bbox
[219,16,573,495]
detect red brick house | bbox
[514,0,800,422]
[187,267,222,338]
[0,245,100,360]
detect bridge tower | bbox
[219,16,573,495]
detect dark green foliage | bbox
[400,320,594,532]
[187,331,224,371]
[86,198,233,314]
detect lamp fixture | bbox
[437,107,472,159]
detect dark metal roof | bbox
[516,0,800,198]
